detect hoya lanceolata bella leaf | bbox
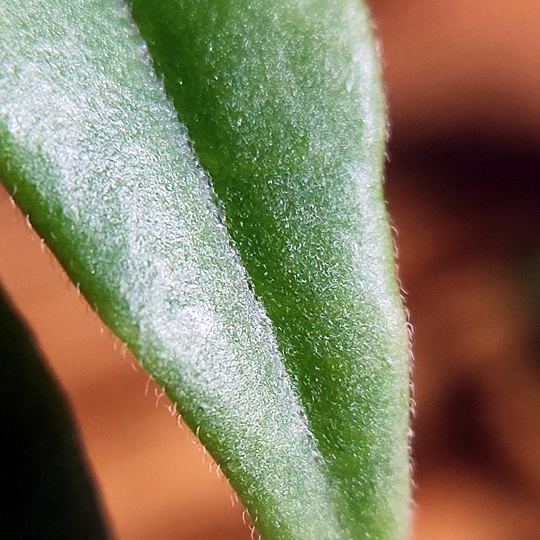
[0,0,410,539]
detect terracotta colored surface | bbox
[2,1,540,538]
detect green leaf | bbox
[0,284,110,539]
[129,1,410,538]
[0,0,410,539]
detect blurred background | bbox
[2,0,540,538]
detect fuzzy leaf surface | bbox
[0,1,410,539]
[130,1,411,538]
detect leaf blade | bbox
[128,1,411,538]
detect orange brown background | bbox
[2,0,540,538]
